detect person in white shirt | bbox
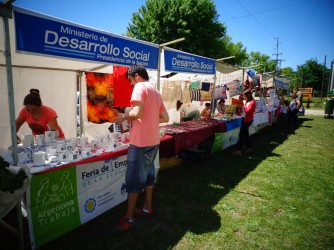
[176,100,200,122]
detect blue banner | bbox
[13,7,159,69]
[164,49,215,75]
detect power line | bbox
[284,0,319,62]
[217,3,273,51]
[223,0,312,21]
[236,0,276,38]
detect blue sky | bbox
[13,0,334,71]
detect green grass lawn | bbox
[2,115,334,250]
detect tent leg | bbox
[16,202,25,250]
[0,219,18,236]
[0,201,25,250]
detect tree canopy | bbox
[126,0,330,93]
[245,51,277,74]
[127,0,247,62]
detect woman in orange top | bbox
[16,89,65,143]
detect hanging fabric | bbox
[200,89,212,102]
[162,81,177,102]
[190,80,200,89]
[190,88,201,101]
[228,80,243,97]
[213,85,227,100]
[85,72,118,124]
[171,82,182,101]
[113,65,133,107]
[181,83,191,103]
[201,82,211,91]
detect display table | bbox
[159,119,226,158]
[25,135,173,249]
[25,119,236,247]
[26,149,129,248]
[212,117,242,150]
[250,111,270,135]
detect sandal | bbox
[113,215,135,233]
[135,207,154,216]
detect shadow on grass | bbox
[1,117,310,250]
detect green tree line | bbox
[125,0,331,94]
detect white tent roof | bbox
[0,8,244,150]
[0,16,119,149]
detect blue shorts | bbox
[126,144,159,193]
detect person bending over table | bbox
[15,89,65,143]
[176,100,201,122]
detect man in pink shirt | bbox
[114,65,169,233]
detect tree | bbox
[244,51,276,74]
[296,59,327,91]
[127,0,246,62]
[221,35,248,66]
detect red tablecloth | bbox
[39,120,227,173]
[159,119,227,157]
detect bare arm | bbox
[159,109,169,123]
[15,117,25,143]
[128,101,143,119]
[48,117,60,131]
[296,99,301,109]
[115,101,143,125]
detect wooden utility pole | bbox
[272,38,285,76]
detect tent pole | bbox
[2,9,18,164]
[211,62,217,115]
[78,71,84,137]
[2,8,25,250]
[157,47,162,92]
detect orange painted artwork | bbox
[85,72,119,123]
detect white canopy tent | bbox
[1,4,244,151]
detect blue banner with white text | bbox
[164,49,215,75]
[13,7,159,69]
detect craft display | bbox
[15,130,130,173]
[161,80,213,103]
[213,85,228,100]
[228,80,242,97]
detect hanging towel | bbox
[201,82,211,91]
[200,89,212,101]
[171,83,182,101]
[190,89,201,101]
[181,85,191,103]
[190,80,200,89]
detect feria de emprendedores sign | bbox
[13,7,159,69]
